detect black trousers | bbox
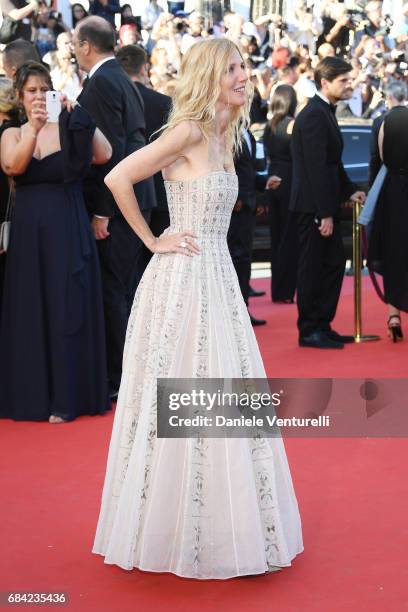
[227,205,255,306]
[296,213,345,337]
[269,197,299,302]
[0,253,5,327]
[97,210,151,389]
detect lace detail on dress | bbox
[92,172,303,578]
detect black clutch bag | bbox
[0,184,14,253]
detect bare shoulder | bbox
[160,120,203,149]
[1,126,21,141]
[174,120,202,140]
[185,120,203,143]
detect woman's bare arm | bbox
[92,128,112,165]
[1,126,37,176]
[8,0,37,21]
[378,122,384,161]
[105,121,201,253]
[2,98,47,175]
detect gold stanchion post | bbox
[352,201,380,343]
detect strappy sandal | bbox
[387,315,403,342]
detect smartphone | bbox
[46,91,62,123]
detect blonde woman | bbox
[92,38,303,580]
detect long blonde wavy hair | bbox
[162,38,253,156]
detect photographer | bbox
[288,1,323,56]
[362,1,385,37]
[141,0,163,31]
[44,31,81,99]
[179,11,205,54]
[317,3,353,57]
[34,2,57,58]
[223,10,244,40]
[354,1,395,48]
[252,14,279,60]
[0,0,38,42]
[150,12,180,67]
[240,33,264,68]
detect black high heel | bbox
[387,315,403,342]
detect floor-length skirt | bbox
[92,244,303,579]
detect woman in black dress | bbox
[263,84,298,303]
[0,61,112,422]
[368,104,408,341]
[0,77,20,323]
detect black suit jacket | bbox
[234,130,257,210]
[77,58,156,216]
[135,82,171,212]
[289,95,355,218]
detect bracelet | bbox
[24,128,38,139]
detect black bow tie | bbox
[329,103,337,115]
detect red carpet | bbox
[250,275,408,378]
[1,277,407,611]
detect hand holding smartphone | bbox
[46,91,62,123]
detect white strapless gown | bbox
[92,171,303,579]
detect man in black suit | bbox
[289,57,366,349]
[115,44,171,248]
[227,128,268,326]
[73,16,156,397]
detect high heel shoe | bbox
[387,315,403,342]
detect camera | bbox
[347,9,367,28]
[369,75,382,90]
[375,15,394,37]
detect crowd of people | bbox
[1,0,408,106]
[0,1,407,424]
